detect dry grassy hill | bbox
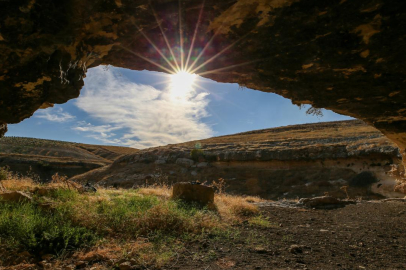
[72,120,404,199]
[0,137,138,180]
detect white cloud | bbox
[74,67,213,148]
[35,107,75,122]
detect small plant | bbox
[340,185,349,199]
[249,215,276,228]
[0,166,9,181]
[211,178,227,194]
[51,173,78,190]
[190,149,205,162]
[306,106,324,118]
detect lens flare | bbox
[170,70,196,98]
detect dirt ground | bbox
[172,200,406,270]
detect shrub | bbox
[190,149,205,162]
[0,167,8,180]
[0,203,96,254]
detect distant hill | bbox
[0,137,138,180]
[72,120,404,199]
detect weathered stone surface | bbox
[1,0,406,164]
[172,182,214,206]
[298,196,356,209]
[175,158,194,167]
[0,191,32,203]
[0,124,6,138]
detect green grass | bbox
[0,202,96,254]
[0,185,262,268]
[248,215,276,228]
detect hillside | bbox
[72,120,404,199]
[0,137,138,180]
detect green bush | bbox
[0,203,96,254]
[0,167,8,180]
[190,149,204,162]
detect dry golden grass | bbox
[215,194,260,220]
[138,185,172,197]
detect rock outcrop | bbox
[172,182,215,206]
[1,0,406,164]
[71,120,405,199]
[0,124,7,138]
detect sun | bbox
[170,70,197,98]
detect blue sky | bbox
[7,66,352,148]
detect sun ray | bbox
[189,32,251,75]
[149,1,181,72]
[197,59,262,76]
[185,0,206,71]
[119,45,175,74]
[132,22,178,73]
[179,0,185,71]
[186,3,241,74]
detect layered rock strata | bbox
[72,120,405,199]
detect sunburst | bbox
[123,0,260,98]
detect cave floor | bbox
[174,200,406,270]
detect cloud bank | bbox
[74,67,213,148]
[35,107,75,122]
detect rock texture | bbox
[1,0,406,162]
[72,120,405,199]
[0,124,7,138]
[172,182,215,206]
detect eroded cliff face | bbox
[71,121,404,199]
[1,0,406,154]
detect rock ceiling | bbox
[1,0,406,158]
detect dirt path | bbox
[173,201,406,270]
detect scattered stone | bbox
[63,265,75,270]
[298,196,356,209]
[41,254,54,261]
[119,261,133,270]
[197,162,208,168]
[172,182,214,206]
[289,245,303,254]
[75,261,86,268]
[154,159,166,164]
[0,191,32,203]
[175,158,194,167]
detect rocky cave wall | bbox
[1,0,406,160]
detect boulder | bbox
[172,182,214,206]
[0,191,32,203]
[197,162,208,168]
[175,158,194,167]
[298,196,355,209]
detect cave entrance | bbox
[5,67,404,200]
[7,67,352,148]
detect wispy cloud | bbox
[74,67,213,148]
[35,107,75,122]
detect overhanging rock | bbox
[1,0,406,158]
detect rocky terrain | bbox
[72,120,405,199]
[0,137,138,180]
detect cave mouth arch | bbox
[1,0,406,177]
[7,67,355,148]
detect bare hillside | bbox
[0,137,138,180]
